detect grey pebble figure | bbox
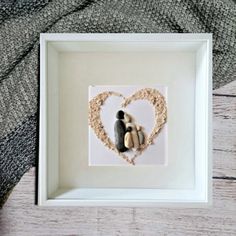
[114,110,128,152]
[136,125,145,145]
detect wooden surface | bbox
[1,81,236,236]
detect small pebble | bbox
[124,127,134,149]
[126,123,139,150]
[137,128,145,145]
[124,113,131,123]
[116,110,125,119]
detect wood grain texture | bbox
[213,96,236,152]
[213,150,236,178]
[1,81,236,236]
[214,79,236,96]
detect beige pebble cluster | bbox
[88,88,167,165]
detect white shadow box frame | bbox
[39,33,212,207]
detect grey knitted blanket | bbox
[0,0,236,206]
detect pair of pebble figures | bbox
[114,110,145,153]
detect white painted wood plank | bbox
[213,80,236,96]
[1,168,235,236]
[213,96,236,152]
[213,150,236,178]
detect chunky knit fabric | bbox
[0,0,235,206]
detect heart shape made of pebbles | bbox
[88,88,167,165]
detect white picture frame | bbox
[39,33,212,207]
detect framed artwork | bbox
[39,33,212,206]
